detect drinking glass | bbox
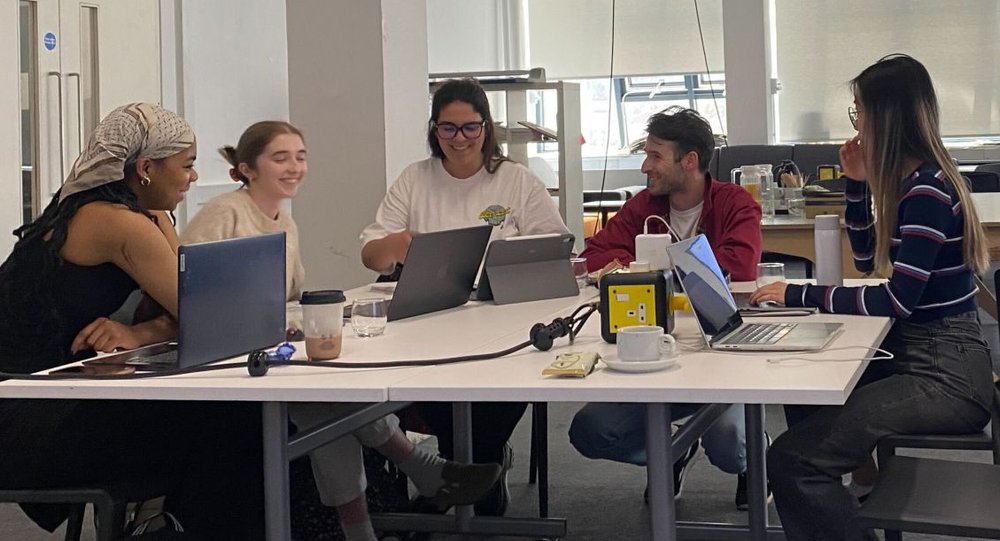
[756,262,785,288]
[351,298,388,337]
[570,257,588,289]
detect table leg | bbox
[745,404,768,541]
[262,402,290,541]
[452,402,474,532]
[646,403,676,541]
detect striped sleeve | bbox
[843,179,875,274]
[785,173,953,318]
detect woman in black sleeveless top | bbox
[0,103,265,540]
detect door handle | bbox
[66,72,83,156]
[45,71,65,196]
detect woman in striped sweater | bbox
[751,54,996,541]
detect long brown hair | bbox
[851,54,988,274]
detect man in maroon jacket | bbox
[581,108,762,281]
[570,108,767,510]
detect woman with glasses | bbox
[360,77,568,276]
[751,54,995,541]
[360,79,569,516]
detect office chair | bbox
[849,383,1000,541]
[527,402,550,517]
[965,171,1000,193]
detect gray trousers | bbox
[767,311,996,541]
[289,403,400,507]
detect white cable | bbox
[765,346,894,364]
[643,214,681,241]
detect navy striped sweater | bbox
[784,163,978,322]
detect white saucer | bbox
[602,357,677,373]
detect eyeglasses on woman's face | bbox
[433,120,486,140]
[848,106,859,130]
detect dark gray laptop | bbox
[88,233,287,369]
[386,225,492,321]
[666,235,842,351]
[475,233,579,304]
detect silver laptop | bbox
[666,235,842,351]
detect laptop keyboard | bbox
[729,322,797,345]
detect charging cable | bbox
[765,346,895,364]
[643,214,681,241]
[0,302,600,380]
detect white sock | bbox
[341,520,378,541]
[396,444,448,497]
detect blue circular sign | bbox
[43,32,57,51]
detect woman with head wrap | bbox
[0,103,265,539]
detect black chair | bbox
[790,143,843,183]
[0,479,165,541]
[975,162,1000,176]
[965,171,1000,193]
[709,145,794,182]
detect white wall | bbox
[288,0,429,290]
[169,0,290,229]
[722,0,773,144]
[0,2,20,258]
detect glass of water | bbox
[756,262,785,288]
[570,257,588,289]
[351,298,388,337]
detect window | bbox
[774,0,1000,143]
[527,74,726,159]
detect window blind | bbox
[526,0,724,79]
[775,0,1000,142]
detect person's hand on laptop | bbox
[749,281,788,307]
[71,315,176,354]
[385,230,416,263]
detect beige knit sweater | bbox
[180,188,305,301]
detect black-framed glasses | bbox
[848,106,859,130]
[433,120,486,140]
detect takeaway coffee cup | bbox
[301,290,347,360]
[616,325,677,362]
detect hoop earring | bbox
[140,176,151,187]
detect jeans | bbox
[768,311,995,541]
[569,402,747,474]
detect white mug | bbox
[616,325,677,362]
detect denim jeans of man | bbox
[569,402,747,473]
[767,312,995,541]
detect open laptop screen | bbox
[667,235,743,339]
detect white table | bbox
[386,280,892,541]
[0,281,890,541]
[0,285,599,541]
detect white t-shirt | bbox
[669,201,704,240]
[360,158,570,247]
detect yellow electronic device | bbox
[599,271,673,343]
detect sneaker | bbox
[474,442,513,516]
[735,432,773,511]
[644,439,699,503]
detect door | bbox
[17,0,160,225]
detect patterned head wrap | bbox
[57,102,195,202]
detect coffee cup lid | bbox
[300,290,346,305]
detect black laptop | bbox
[85,233,287,369]
[386,225,492,321]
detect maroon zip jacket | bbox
[581,174,763,281]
